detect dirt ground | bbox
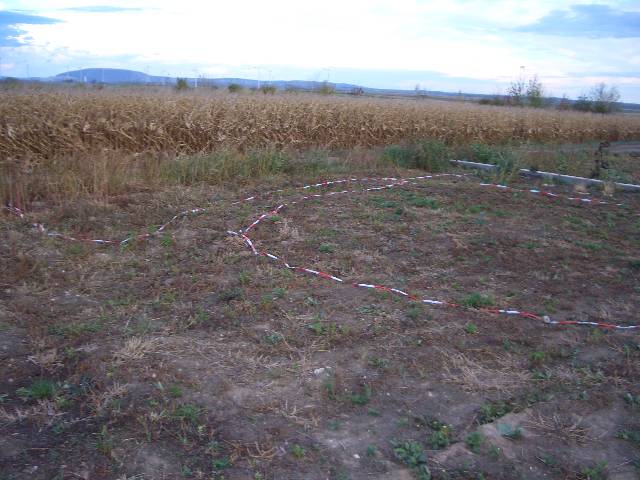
[1,168,639,480]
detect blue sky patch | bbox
[0,10,61,46]
[517,4,640,38]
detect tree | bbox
[590,83,620,114]
[507,76,526,106]
[175,78,189,91]
[573,94,592,112]
[572,83,621,114]
[526,75,545,108]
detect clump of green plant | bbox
[17,379,57,401]
[171,404,203,425]
[465,431,483,453]
[162,384,182,399]
[581,461,608,480]
[318,243,335,254]
[406,305,424,321]
[617,429,640,447]
[369,356,389,370]
[497,423,523,440]
[465,322,478,334]
[212,456,231,470]
[350,384,372,406]
[228,83,243,93]
[383,139,450,172]
[393,440,431,480]
[478,401,513,424]
[219,287,243,302]
[427,423,451,449]
[291,444,306,459]
[263,331,284,345]
[623,392,640,409]
[461,293,494,309]
[95,425,113,455]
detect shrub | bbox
[228,83,242,93]
[315,81,335,95]
[175,78,189,91]
[383,139,450,172]
[260,84,276,94]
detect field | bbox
[2,89,640,161]
[1,89,640,480]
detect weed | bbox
[623,392,640,409]
[168,384,183,398]
[95,425,113,456]
[488,445,501,459]
[309,322,326,335]
[461,293,494,309]
[478,401,513,424]
[406,305,424,321]
[581,461,607,480]
[272,287,286,299]
[465,323,478,334]
[172,404,203,425]
[48,320,103,338]
[465,431,483,453]
[238,271,252,285]
[218,287,243,302]
[319,243,335,254]
[350,385,372,406]
[17,379,57,401]
[263,332,284,345]
[616,429,640,447]
[328,419,341,430]
[529,351,547,366]
[396,417,411,428]
[428,425,451,449]
[291,444,306,459]
[392,440,431,480]
[366,444,379,457]
[323,374,338,401]
[497,423,523,440]
[580,241,604,252]
[212,456,231,470]
[160,233,173,247]
[66,243,85,256]
[369,356,389,370]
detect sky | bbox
[1,1,639,102]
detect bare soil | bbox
[1,168,639,480]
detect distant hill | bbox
[21,68,635,113]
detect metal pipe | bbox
[450,159,640,192]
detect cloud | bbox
[0,10,61,46]
[61,6,145,13]
[517,4,640,38]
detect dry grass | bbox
[439,348,532,395]
[113,336,163,363]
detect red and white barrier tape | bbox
[229,181,637,331]
[4,175,636,330]
[478,183,623,206]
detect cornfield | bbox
[2,89,640,160]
